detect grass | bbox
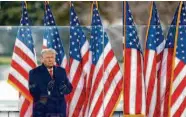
[0,56,11,65]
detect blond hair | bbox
[41,48,57,56]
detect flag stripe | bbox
[20,97,30,117]
[136,51,142,113]
[9,67,29,92]
[171,76,186,106]
[173,61,185,80]
[124,48,131,114]
[91,59,120,116]
[11,60,29,80]
[15,39,36,65]
[145,50,157,115]
[173,98,186,117]
[88,50,114,116]
[14,45,36,69]
[103,79,122,116]
[159,48,173,117]
[130,49,137,114]
[8,74,32,101]
[171,88,186,117]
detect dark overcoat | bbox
[29,64,72,117]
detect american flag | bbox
[144,2,165,117]
[168,2,186,117]
[159,4,179,117]
[67,3,91,117]
[43,2,68,69]
[8,2,37,117]
[123,1,146,115]
[86,3,123,117]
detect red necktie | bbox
[49,69,53,79]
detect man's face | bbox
[41,52,56,68]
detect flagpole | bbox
[168,1,182,117]
[44,1,49,11]
[143,2,153,115]
[89,2,94,27]
[144,1,153,55]
[24,1,27,9]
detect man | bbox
[29,48,72,117]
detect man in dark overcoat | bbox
[29,48,72,117]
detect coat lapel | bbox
[40,64,52,83]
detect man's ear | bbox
[40,56,43,63]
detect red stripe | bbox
[173,61,185,81]
[90,63,120,116]
[68,58,82,104]
[72,78,86,117]
[157,51,163,63]
[69,50,89,116]
[8,74,32,101]
[11,60,29,80]
[163,48,174,117]
[154,51,164,117]
[144,50,148,81]
[135,51,142,114]
[83,65,95,116]
[171,76,186,106]
[173,98,186,117]
[88,65,104,113]
[88,50,114,114]
[145,50,157,115]
[20,98,30,117]
[124,48,131,114]
[81,50,89,66]
[104,79,123,117]
[14,46,36,68]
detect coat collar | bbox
[40,64,57,79]
[40,64,56,71]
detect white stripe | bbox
[69,58,90,117]
[145,50,155,93]
[81,40,89,56]
[69,59,79,82]
[160,49,168,117]
[141,53,146,114]
[88,72,104,117]
[19,95,32,117]
[88,51,115,117]
[97,53,122,116]
[92,43,110,86]
[15,39,36,63]
[181,108,186,117]
[84,51,92,117]
[24,103,32,117]
[148,80,157,117]
[12,53,32,72]
[9,67,28,89]
[69,71,85,117]
[98,71,122,116]
[61,55,68,69]
[156,40,165,54]
[171,88,186,116]
[130,49,137,114]
[172,65,186,93]
[156,61,161,72]
[19,95,25,111]
[174,57,179,69]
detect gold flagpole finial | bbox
[24,1,27,9]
